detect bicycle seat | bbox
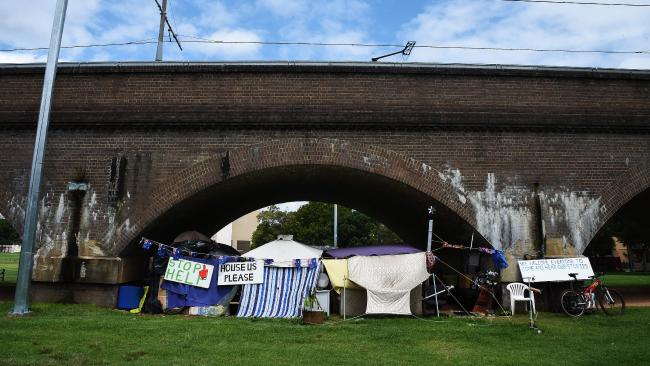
[568,273,578,280]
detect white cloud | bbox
[1,0,647,67]
[0,52,46,64]
[273,201,308,212]
[400,1,650,69]
[256,0,307,18]
[266,0,375,61]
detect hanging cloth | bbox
[237,264,320,318]
[491,250,509,270]
[347,252,430,315]
[322,259,361,294]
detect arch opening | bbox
[585,188,650,273]
[122,164,490,256]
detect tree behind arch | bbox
[251,202,403,248]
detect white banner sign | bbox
[518,257,594,282]
[164,258,214,288]
[218,260,264,285]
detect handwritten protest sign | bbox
[164,258,214,288]
[218,260,264,285]
[518,257,594,282]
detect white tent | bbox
[237,235,323,318]
[243,235,323,267]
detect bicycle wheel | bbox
[560,289,586,317]
[597,288,625,316]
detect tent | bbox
[243,235,323,266]
[157,236,240,311]
[323,245,429,316]
[237,235,323,318]
[348,252,429,315]
[323,244,422,293]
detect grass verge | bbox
[602,272,650,287]
[0,252,19,285]
[1,302,650,365]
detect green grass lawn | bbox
[1,302,650,365]
[602,272,650,287]
[0,252,19,285]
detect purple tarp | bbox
[324,245,422,258]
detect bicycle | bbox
[560,272,625,317]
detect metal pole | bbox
[433,274,440,317]
[12,0,68,316]
[343,275,346,320]
[426,219,433,252]
[155,0,167,61]
[333,204,338,247]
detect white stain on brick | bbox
[467,173,533,251]
[541,191,602,254]
[437,169,533,251]
[54,194,65,224]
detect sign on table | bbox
[218,260,264,285]
[518,257,594,282]
[164,258,214,288]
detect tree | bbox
[586,214,650,271]
[251,205,288,248]
[0,218,20,245]
[251,202,403,247]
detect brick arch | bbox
[585,159,650,252]
[114,138,479,255]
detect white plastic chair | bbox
[506,282,535,315]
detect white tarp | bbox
[243,235,323,267]
[347,252,430,315]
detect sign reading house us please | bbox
[218,260,264,285]
[164,258,214,288]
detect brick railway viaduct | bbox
[0,62,649,304]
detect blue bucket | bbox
[117,285,144,310]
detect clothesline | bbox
[434,255,510,317]
[426,230,509,270]
[438,242,499,255]
[140,237,319,268]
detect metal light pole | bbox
[155,0,167,61]
[426,206,435,252]
[12,0,68,315]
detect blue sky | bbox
[1,0,649,68]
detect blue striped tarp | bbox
[237,265,319,318]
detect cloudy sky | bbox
[0,0,649,69]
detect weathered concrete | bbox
[0,62,649,303]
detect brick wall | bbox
[0,62,649,282]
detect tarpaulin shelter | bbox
[149,234,240,312]
[322,245,428,316]
[348,252,430,315]
[237,235,323,318]
[325,244,421,259]
[161,255,238,308]
[323,244,422,293]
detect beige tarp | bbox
[322,259,361,293]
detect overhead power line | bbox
[1,37,649,56]
[0,39,159,52]
[179,38,650,55]
[498,0,650,6]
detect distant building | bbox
[213,210,260,252]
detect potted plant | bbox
[302,294,326,324]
